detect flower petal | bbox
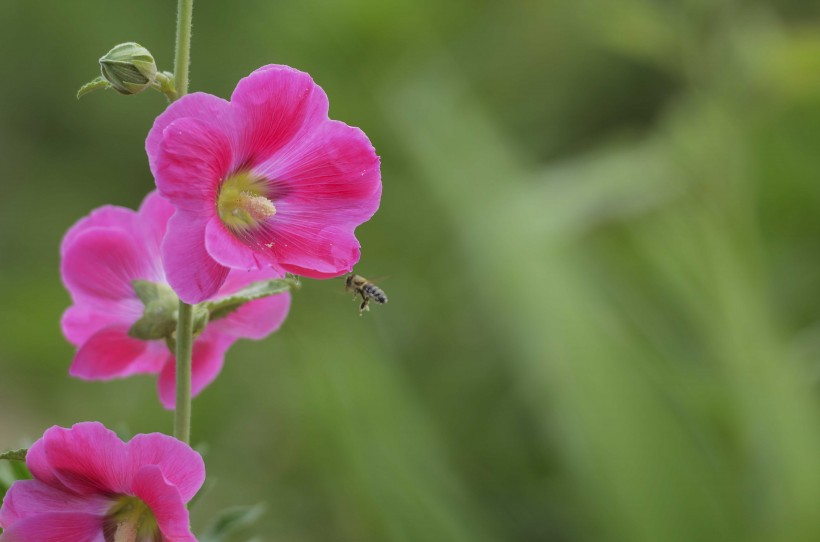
[0,512,105,542]
[161,211,230,303]
[255,120,381,220]
[134,191,175,279]
[153,117,233,213]
[69,325,166,380]
[211,290,291,340]
[61,227,157,310]
[146,92,230,175]
[251,120,380,278]
[126,434,205,503]
[35,422,130,496]
[0,480,109,525]
[60,205,135,258]
[230,65,330,167]
[276,225,363,278]
[131,465,196,541]
[61,306,119,346]
[156,331,235,409]
[204,215,276,270]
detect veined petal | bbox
[230,65,330,167]
[147,92,230,174]
[135,191,175,279]
[131,465,196,541]
[61,305,128,346]
[154,117,233,213]
[0,512,105,542]
[69,325,166,380]
[0,480,109,525]
[60,205,135,258]
[36,423,130,496]
[211,290,291,340]
[156,331,235,409]
[126,434,205,503]
[161,211,230,304]
[276,224,362,279]
[204,215,275,270]
[61,227,158,309]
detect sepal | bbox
[203,278,299,321]
[129,280,179,340]
[77,76,111,99]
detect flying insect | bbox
[345,274,388,315]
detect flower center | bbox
[217,171,276,232]
[104,496,161,542]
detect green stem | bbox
[174,300,194,444]
[172,0,194,444]
[173,0,194,98]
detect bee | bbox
[345,274,388,315]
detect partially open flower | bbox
[0,422,204,541]
[60,191,291,408]
[147,64,382,303]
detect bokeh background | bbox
[3,0,820,540]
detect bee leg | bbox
[359,297,370,315]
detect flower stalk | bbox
[172,0,194,445]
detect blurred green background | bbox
[4,0,820,540]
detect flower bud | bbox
[99,42,158,95]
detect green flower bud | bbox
[99,42,158,95]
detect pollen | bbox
[217,171,275,232]
[239,192,276,221]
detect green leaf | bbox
[198,503,266,542]
[0,448,27,462]
[204,278,299,321]
[77,76,111,99]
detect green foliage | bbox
[204,278,299,321]
[198,504,266,542]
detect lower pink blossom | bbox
[60,191,291,409]
[0,422,204,541]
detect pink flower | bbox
[147,64,381,303]
[0,422,204,541]
[60,191,291,409]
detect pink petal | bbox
[60,205,135,258]
[204,215,276,270]
[126,434,205,503]
[156,332,235,409]
[275,225,362,279]
[153,117,233,213]
[146,92,231,175]
[255,121,381,220]
[131,465,196,541]
[230,65,330,167]
[61,227,158,309]
[135,191,175,278]
[211,291,291,340]
[61,306,122,346]
[69,326,166,380]
[35,423,130,496]
[250,120,380,278]
[161,211,230,303]
[0,512,105,542]
[219,266,285,293]
[0,480,109,525]
[24,437,67,492]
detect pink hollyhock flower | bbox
[0,422,204,541]
[147,64,381,303]
[60,191,291,409]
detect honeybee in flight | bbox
[345,274,388,315]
